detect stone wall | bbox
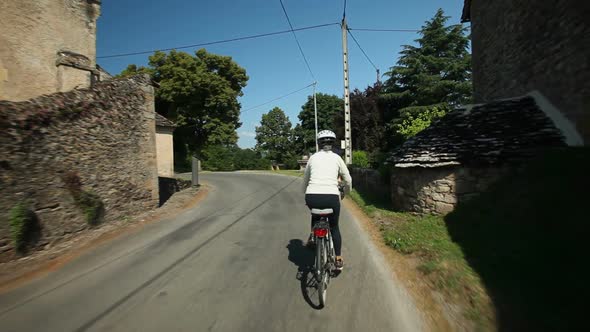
[158,177,192,207]
[391,166,509,215]
[0,0,101,101]
[0,75,158,262]
[351,168,391,203]
[470,0,590,143]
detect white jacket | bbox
[302,150,352,195]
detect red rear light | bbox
[314,228,328,237]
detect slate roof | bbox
[389,96,567,168]
[156,113,176,128]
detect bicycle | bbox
[311,208,336,308]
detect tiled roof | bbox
[156,113,176,128]
[389,96,567,168]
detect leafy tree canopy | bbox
[255,107,293,163]
[334,83,385,153]
[381,9,471,148]
[118,49,249,154]
[296,93,343,154]
[382,8,472,109]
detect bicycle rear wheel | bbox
[316,237,327,307]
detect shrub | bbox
[62,171,105,225]
[233,148,272,170]
[77,191,104,226]
[202,145,273,171]
[283,154,301,170]
[9,201,39,252]
[352,151,370,168]
[201,145,236,171]
[393,103,450,140]
[254,158,272,170]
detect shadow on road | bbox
[286,239,323,310]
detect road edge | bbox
[0,185,210,294]
[343,197,453,332]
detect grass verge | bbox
[350,147,590,331]
[266,169,303,177]
[349,190,495,330]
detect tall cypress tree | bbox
[382,9,472,146]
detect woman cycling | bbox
[302,130,352,271]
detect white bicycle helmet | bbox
[317,130,336,140]
[317,130,336,150]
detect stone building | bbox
[389,95,575,214]
[155,114,176,177]
[386,1,588,214]
[0,0,101,101]
[462,0,590,144]
[0,75,159,261]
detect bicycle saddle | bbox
[311,208,333,215]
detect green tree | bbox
[296,93,343,154]
[201,145,237,171]
[393,103,450,139]
[382,8,471,146]
[352,151,370,168]
[233,148,271,170]
[201,145,271,171]
[116,64,152,78]
[119,49,249,161]
[334,83,385,153]
[255,107,293,163]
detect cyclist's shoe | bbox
[335,257,344,271]
[305,234,315,249]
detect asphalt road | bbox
[0,172,423,332]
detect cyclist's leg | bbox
[317,194,344,270]
[326,195,342,257]
[305,194,323,246]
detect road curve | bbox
[0,172,423,332]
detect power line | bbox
[349,23,466,33]
[242,83,314,113]
[347,29,378,72]
[278,0,316,80]
[348,28,420,32]
[97,22,339,59]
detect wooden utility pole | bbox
[341,18,352,165]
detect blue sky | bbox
[97,0,466,148]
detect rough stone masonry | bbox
[0,74,159,262]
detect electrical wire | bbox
[278,0,316,80]
[343,0,347,19]
[97,22,339,59]
[349,23,465,33]
[347,28,420,32]
[241,83,315,113]
[347,29,378,71]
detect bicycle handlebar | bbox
[338,184,345,200]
